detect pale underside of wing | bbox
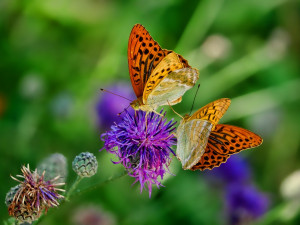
[188,98,231,129]
[142,52,184,102]
[176,119,213,170]
[145,67,199,107]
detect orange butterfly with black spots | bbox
[176,98,263,171]
[128,24,199,113]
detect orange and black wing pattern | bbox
[191,124,262,171]
[128,24,169,98]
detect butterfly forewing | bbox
[209,124,263,155]
[189,98,231,128]
[128,24,170,98]
[191,124,263,171]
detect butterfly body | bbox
[128,24,199,113]
[176,98,263,171]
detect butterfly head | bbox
[183,114,191,122]
[130,98,143,110]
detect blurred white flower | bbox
[201,34,232,60]
[280,170,300,201]
[19,73,45,100]
[280,170,300,220]
[266,28,290,61]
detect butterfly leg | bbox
[145,111,149,131]
[151,109,164,117]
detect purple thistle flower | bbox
[9,165,65,220]
[225,183,269,225]
[95,83,135,129]
[101,110,177,197]
[206,155,251,185]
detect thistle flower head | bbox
[8,165,65,222]
[101,110,176,197]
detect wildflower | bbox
[225,183,269,225]
[72,152,98,177]
[206,155,251,185]
[95,82,135,129]
[280,170,300,220]
[101,110,176,197]
[8,165,65,223]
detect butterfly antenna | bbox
[117,105,131,116]
[167,101,183,119]
[189,84,201,115]
[100,88,133,102]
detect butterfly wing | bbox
[188,98,231,128]
[191,124,263,171]
[142,52,183,102]
[191,144,230,171]
[145,67,199,107]
[208,124,263,155]
[128,24,170,98]
[177,119,213,170]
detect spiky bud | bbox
[5,185,21,207]
[72,152,98,177]
[37,153,67,183]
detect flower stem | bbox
[69,170,127,198]
[33,171,127,225]
[65,176,83,201]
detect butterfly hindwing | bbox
[128,24,169,98]
[142,52,184,102]
[177,119,213,170]
[191,144,230,171]
[145,66,199,107]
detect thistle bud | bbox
[37,153,67,183]
[72,152,98,177]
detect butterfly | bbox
[176,98,263,171]
[128,24,199,113]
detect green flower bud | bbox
[72,152,98,177]
[37,153,67,183]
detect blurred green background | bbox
[1,0,300,224]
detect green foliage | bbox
[1,0,300,224]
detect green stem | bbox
[69,170,127,198]
[34,171,126,225]
[65,176,83,201]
